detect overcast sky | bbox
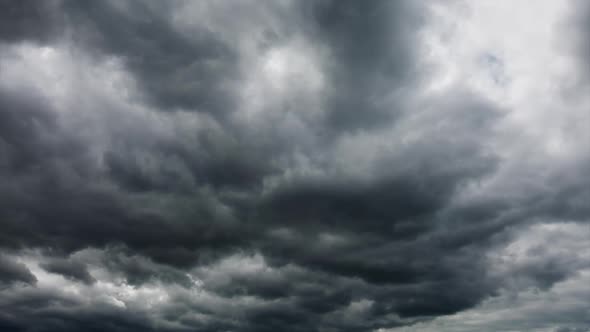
[1,1,590,331]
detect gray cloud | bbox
[40,257,96,285]
[0,0,62,44]
[63,0,240,114]
[0,0,589,331]
[0,254,36,287]
[303,0,425,133]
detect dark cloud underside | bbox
[1,1,590,331]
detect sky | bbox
[0,1,590,331]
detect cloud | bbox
[0,0,62,44]
[0,254,36,286]
[39,257,96,285]
[386,222,590,332]
[0,0,590,331]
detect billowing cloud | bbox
[1,0,589,331]
[0,255,36,286]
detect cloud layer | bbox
[1,1,589,331]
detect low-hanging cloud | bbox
[1,0,590,331]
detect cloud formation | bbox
[1,0,589,331]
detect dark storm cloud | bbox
[99,248,193,287]
[0,0,62,44]
[304,0,424,133]
[40,257,96,285]
[64,0,239,114]
[0,84,246,266]
[569,1,590,79]
[0,0,504,330]
[0,290,175,332]
[2,0,589,331]
[0,88,60,175]
[256,232,498,319]
[103,126,275,192]
[249,94,502,317]
[0,255,36,286]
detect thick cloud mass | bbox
[1,1,589,331]
[0,255,37,286]
[0,0,62,44]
